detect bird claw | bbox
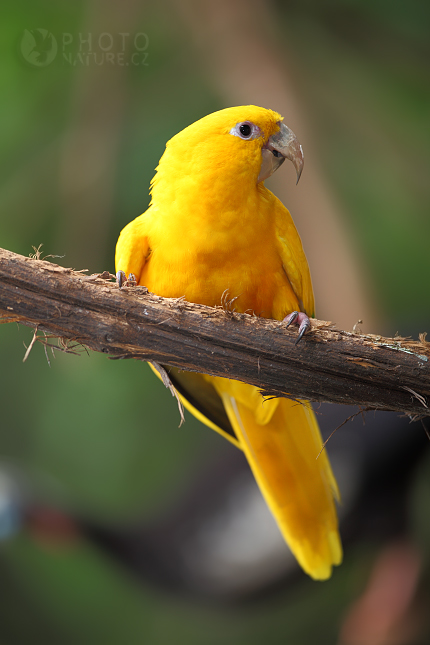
[283,311,311,345]
[116,270,126,288]
[116,270,137,289]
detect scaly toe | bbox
[282,311,311,344]
[284,311,299,328]
[116,271,137,288]
[116,270,127,288]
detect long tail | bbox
[210,377,342,580]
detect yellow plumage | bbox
[116,105,342,579]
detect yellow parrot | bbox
[115,106,342,580]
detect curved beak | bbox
[257,122,304,184]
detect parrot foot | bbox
[283,311,311,344]
[116,270,137,289]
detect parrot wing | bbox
[116,216,241,449]
[115,213,150,282]
[150,365,241,449]
[273,197,315,318]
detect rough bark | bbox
[0,247,429,418]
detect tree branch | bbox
[0,247,429,418]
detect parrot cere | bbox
[115,106,342,580]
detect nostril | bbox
[272,149,281,157]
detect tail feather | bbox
[212,378,342,580]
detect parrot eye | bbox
[229,121,261,141]
[239,123,251,137]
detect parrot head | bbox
[225,106,303,184]
[151,106,304,200]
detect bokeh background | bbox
[1,1,430,643]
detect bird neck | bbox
[151,169,270,232]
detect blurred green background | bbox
[0,1,430,643]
